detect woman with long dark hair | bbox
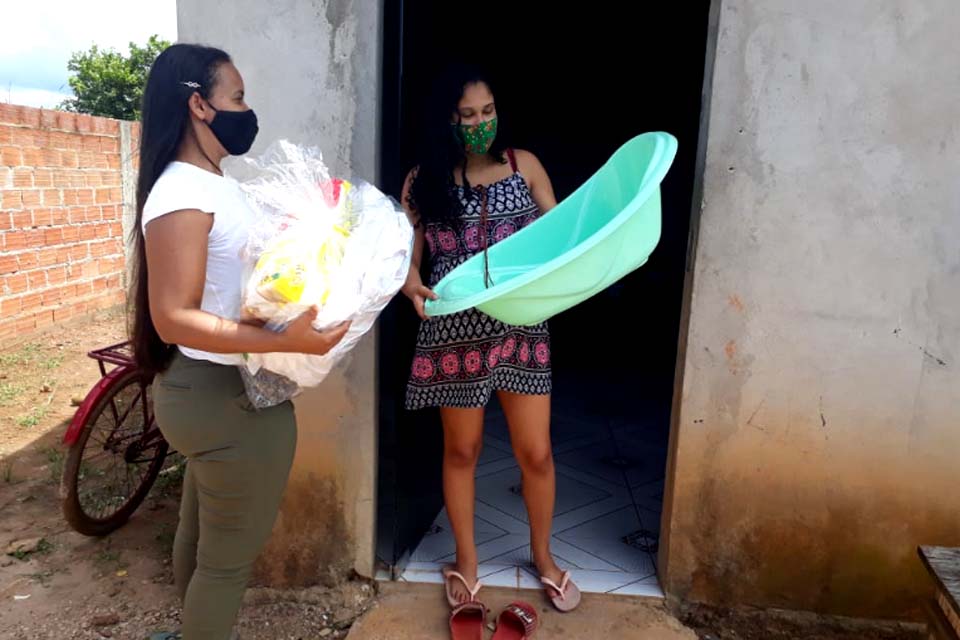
[402,65,581,612]
[134,44,349,639]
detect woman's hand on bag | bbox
[280,307,351,355]
[402,274,438,321]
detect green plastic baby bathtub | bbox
[425,131,678,326]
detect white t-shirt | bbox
[142,161,254,366]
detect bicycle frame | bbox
[62,341,157,449]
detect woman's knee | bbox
[515,443,553,476]
[444,438,483,468]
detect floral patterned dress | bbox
[405,152,552,410]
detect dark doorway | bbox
[377,0,712,592]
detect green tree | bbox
[59,35,170,121]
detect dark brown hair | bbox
[130,43,231,376]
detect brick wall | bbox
[0,104,138,347]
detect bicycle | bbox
[60,341,174,536]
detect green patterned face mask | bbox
[457,117,498,154]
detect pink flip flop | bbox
[442,565,483,608]
[540,570,581,612]
[492,601,538,639]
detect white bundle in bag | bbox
[230,140,413,407]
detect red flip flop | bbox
[492,601,538,639]
[449,600,487,640]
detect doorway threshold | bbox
[388,561,664,598]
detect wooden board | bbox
[919,546,960,636]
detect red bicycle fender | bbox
[63,365,134,446]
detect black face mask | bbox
[206,105,259,156]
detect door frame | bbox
[655,0,723,588]
[374,0,725,592]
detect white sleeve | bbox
[141,170,215,231]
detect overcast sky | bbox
[0,0,178,108]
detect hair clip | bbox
[180,81,201,89]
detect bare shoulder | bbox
[511,149,550,187]
[511,149,544,173]
[510,149,557,210]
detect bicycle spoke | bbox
[113,394,140,430]
[71,370,166,525]
[123,463,133,507]
[78,450,112,464]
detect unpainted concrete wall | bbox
[663,0,960,619]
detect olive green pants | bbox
[153,352,296,640]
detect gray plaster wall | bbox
[177,0,382,583]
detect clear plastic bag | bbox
[229,140,413,408]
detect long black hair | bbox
[409,64,509,224]
[131,44,231,376]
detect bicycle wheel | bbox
[61,368,168,536]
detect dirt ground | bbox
[0,309,375,639]
[0,309,927,639]
[678,603,924,640]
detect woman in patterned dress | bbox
[401,65,580,612]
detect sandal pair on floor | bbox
[450,601,538,640]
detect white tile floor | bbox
[399,401,668,596]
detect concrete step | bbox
[348,580,695,639]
